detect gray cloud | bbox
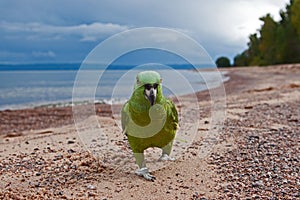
[32,51,56,58]
[0,0,290,63]
[0,21,129,42]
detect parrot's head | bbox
[134,71,162,106]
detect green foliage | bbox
[216,56,231,67]
[291,0,300,38]
[234,0,300,66]
[234,51,249,66]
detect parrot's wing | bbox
[166,99,179,130]
[121,101,130,134]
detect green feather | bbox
[121,71,178,153]
[134,71,162,90]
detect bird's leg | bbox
[159,140,175,161]
[134,152,156,181]
[134,152,145,168]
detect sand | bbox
[0,64,299,199]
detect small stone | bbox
[293,192,300,197]
[87,184,96,190]
[227,193,234,197]
[252,180,264,187]
[55,191,64,196]
[88,192,96,197]
[282,179,288,184]
[53,154,63,161]
[36,172,42,176]
[252,195,260,199]
[244,105,253,109]
[67,149,76,153]
[34,182,41,187]
[224,189,229,193]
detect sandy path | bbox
[0,64,299,199]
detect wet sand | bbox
[0,64,299,199]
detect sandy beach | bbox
[0,64,299,199]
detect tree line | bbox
[216,0,300,67]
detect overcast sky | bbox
[0,0,290,64]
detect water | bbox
[0,69,228,110]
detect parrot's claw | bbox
[135,167,156,181]
[159,153,175,161]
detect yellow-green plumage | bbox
[122,97,178,153]
[121,71,178,171]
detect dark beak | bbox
[146,88,156,106]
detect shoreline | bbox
[1,64,299,199]
[0,69,228,136]
[0,68,228,112]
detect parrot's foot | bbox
[159,153,175,161]
[135,167,156,181]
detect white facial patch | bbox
[145,89,150,99]
[152,88,157,97]
[145,88,157,99]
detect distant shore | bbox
[0,68,228,135]
[0,67,225,112]
[0,64,299,199]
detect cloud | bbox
[0,0,290,63]
[32,51,56,58]
[0,21,129,42]
[0,51,27,61]
[76,23,129,41]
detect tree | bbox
[233,0,300,66]
[216,56,231,67]
[258,14,278,65]
[234,51,249,66]
[291,0,300,38]
[247,33,262,65]
[286,0,300,63]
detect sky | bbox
[0,0,290,64]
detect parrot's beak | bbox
[145,88,157,106]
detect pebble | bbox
[67,149,76,153]
[210,93,300,199]
[36,172,42,176]
[252,180,264,188]
[87,184,96,190]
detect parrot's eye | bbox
[144,83,159,90]
[144,84,152,90]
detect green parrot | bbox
[121,71,178,181]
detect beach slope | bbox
[0,64,299,199]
